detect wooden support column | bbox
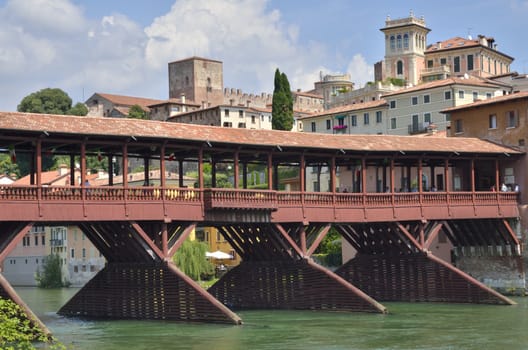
[108,155,114,186]
[300,153,306,192]
[361,156,367,203]
[418,158,423,193]
[211,158,217,188]
[36,139,42,200]
[143,156,150,186]
[161,222,168,258]
[242,161,248,189]
[330,156,336,193]
[444,159,450,192]
[81,141,87,200]
[198,147,204,189]
[178,159,184,188]
[267,152,273,190]
[122,143,129,189]
[495,159,500,191]
[160,145,166,198]
[234,150,239,189]
[470,158,475,192]
[70,154,76,185]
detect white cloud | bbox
[4,0,86,35]
[346,54,375,88]
[0,0,376,111]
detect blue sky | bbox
[0,0,527,111]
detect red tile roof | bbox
[441,91,528,113]
[95,93,165,109]
[426,36,513,60]
[301,100,387,119]
[383,77,503,97]
[0,112,521,155]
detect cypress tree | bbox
[272,68,294,131]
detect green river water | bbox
[14,287,528,350]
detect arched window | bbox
[390,36,395,51]
[397,61,403,75]
[403,34,409,49]
[397,35,402,49]
[185,76,189,86]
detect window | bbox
[454,56,460,72]
[455,119,463,133]
[34,236,38,246]
[351,115,357,127]
[411,96,418,105]
[82,248,86,258]
[238,122,246,128]
[363,113,369,125]
[489,114,497,129]
[311,122,316,132]
[472,91,479,101]
[326,120,331,130]
[239,110,243,118]
[223,122,232,127]
[41,235,45,245]
[224,109,229,117]
[444,91,452,100]
[403,34,409,49]
[424,113,431,124]
[397,35,402,49]
[390,100,396,109]
[71,249,75,258]
[427,60,433,68]
[390,36,395,50]
[467,54,474,70]
[251,115,256,124]
[486,93,492,99]
[440,58,447,65]
[376,111,382,123]
[458,90,465,99]
[507,110,517,128]
[423,95,430,104]
[391,118,397,129]
[397,61,403,75]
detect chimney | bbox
[58,164,68,176]
[180,93,185,104]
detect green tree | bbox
[0,297,64,349]
[173,239,214,281]
[17,88,73,115]
[128,104,148,119]
[314,228,342,267]
[271,68,294,131]
[0,154,19,178]
[68,102,88,116]
[35,254,66,288]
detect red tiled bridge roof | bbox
[0,111,521,155]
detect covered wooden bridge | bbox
[0,112,522,331]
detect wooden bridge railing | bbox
[0,185,519,210]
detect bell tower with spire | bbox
[380,11,430,85]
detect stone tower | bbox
[380,11,430,85]
[168,57,224,107]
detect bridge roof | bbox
[0,112,521,156]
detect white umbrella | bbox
[206,250,233,259]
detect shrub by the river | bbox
[35,254,68,288]
[0,297,64,349]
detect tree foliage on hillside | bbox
[271,68,294,131]
[17,88,87,116]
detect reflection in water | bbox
[14,287,528,350]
